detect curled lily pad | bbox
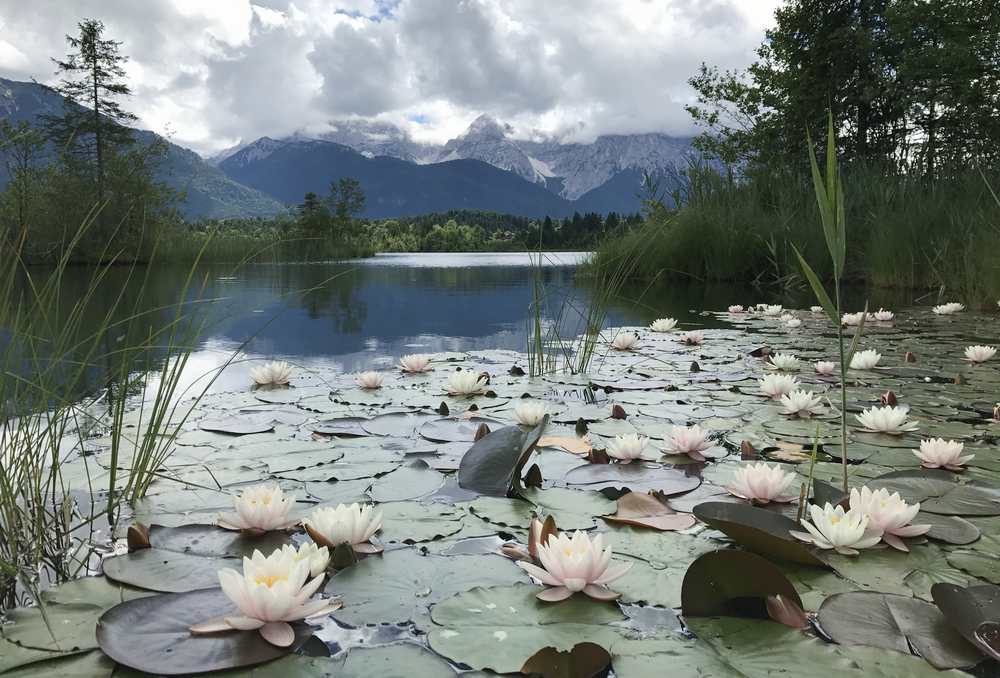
[96,588,313,675]
[458,418,547,497]
[692,502,826,566]
[521,642,612,678]
[817,591,982,669]
[681,550,803,620]
[932,583,1000,662]
[103,548,234,593]
[602,492,697,531]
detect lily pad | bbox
[148,524,294,558]
[682,550,803,619]
[458,418,546,497]
[817,591,982,669]
[931,583,1000,661]
[692,502,826,566]
[96,588,313,675]
[102,548,234,593]
[419,416,503,443]
[369,461,445,502]
[563,462,702,497]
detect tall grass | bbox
[0,214,211,609]
[590,164,1000,306]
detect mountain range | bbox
[1,77,695,220]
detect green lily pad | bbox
[148,524,294,558]
[682,550,803,619]
[103,548,234,593]
[693,502,826,566]
[563,462,702,497]
[458,419,546,497]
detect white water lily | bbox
[810,306,824,314]
[932,302,965,315]
[766,353,800,371]
[728,305,745,313]
[203,548,340,647]
[280,542,330,577]
[610,332,639,350]
[664,424,712,461]
[849,349,882,370]
[606,433,649,463]
[726,463,798,504]
[855,405,918,435]
[354,371,383,389]
[913,438,974,471]
[761,304,783,317]
[516,531,632,602]
[815,361,836,376]
[446,370,488,395]
[849,486,930,552]
[873,308,894,321]
[784,318,802,328]
[758,374,800,398]
[791,503,883,556]
[649,317,677,332]
[250,361,292,386]
[514,400,549,426]
[842,312,865,326]
[399,353,432,373]
[780,389,824,417]
[218,484,297,533]
[679,331,704,345]
[303,503,383,553]
[964,345,997,363]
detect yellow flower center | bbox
[254,574,285,588]
[829,515,841,524]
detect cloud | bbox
[0,0,780,154]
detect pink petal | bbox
[224,615,265,630]
[536,586,574,602]
[517,561,563,587]
[882,533,909,551]
[189,617,232,635]
[583,584,621,601]
[259,621,295,647]
[891,524,931,537]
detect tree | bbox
[297,191,330,236]
[328,178,365,243]
[44,19,136,212]
[0,120,47,242]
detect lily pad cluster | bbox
[1,306,998,676]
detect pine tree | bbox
[44,19,136,212]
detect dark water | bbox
[18,252,917,398]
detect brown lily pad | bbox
[601,492,697,531]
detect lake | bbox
[20,251,915,400]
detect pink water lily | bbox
[517,531,631,602]
[664,424,712,461]
[192,548,340,647]
[217,484,297,534]
[849,486,930,552]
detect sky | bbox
[0,0,781,156]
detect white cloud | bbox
[0,0,780,155]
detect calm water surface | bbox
[33,252,917,397]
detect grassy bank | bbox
[589,167,1000,307]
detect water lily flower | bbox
[303,503,383,553]
[399,354,432,372]
[849,486,930,552]
[514,400,548,426]
[855,405,918,435]
[849,349,882,370]
[873,308,894,322]
[761,304,784,317]
[780,389,824,417]
[679,331,704,345]
[815,361,836,376]
[355,371,383,389]
[767,353,800,371]
[726,462,798,504]
[516,531,632,602]
[446,370,488,395]
[200,548,340,647]
[810,306,824,314]
[728,305,745,313]
[758,374,800,398]
[964,345,997,363]
[932,302,965,315]
[606,433,649,463]
[280,542,330,577]
[250,361,292,386]
[664,424,712,461]
[779,313,795,323]
[784,318,802,328]
[218,484,297,534]
[913,438,974,471]
[649,318,677,332]
[791,503,883,556]
[610,332,639,350]
[842,312,865,326]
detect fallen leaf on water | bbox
[602,491,697,531]
[538,435,592,455]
